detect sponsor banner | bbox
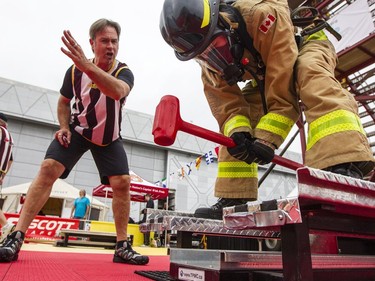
[4,213,79,241]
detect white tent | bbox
[0,179,109,220]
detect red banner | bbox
[4,213,79,241]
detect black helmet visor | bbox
[169,33,205,55]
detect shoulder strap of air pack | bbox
[291,6,342,41]
[228,4,268,113]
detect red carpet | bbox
[0,251,170,281]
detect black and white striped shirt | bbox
[60,59,134,145]
[0,126,13,174]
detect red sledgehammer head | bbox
[152,95,183,146]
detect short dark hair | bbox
[89,18,121,40]
[0,113,8,122]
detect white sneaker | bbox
[1,223,16,244]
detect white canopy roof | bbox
[1,179,108,209]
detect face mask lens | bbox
[195,34,234,75]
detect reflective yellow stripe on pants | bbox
[218,161,258,178]
[256,113,294,140]
[307,109,366,150]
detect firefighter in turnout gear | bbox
[160,0,299,219]
[160,0,374,219]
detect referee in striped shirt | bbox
[0,19,149,265]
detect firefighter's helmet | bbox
[159,0,220,61]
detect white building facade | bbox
[0,77,302,222]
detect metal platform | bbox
[219,167,375,280]
[142,167,375,281]
[141,209,280,240]
[169,248,375,281]
[223,167,375,238]
[170,248,375,271]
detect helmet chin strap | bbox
[222,64,245,85]
[218,3,268,114]
[218,15,246,85]
[222,38,246,85]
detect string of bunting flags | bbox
[154,146,220,186]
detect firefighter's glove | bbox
[227,132,275,165]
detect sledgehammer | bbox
[152,95,303,171]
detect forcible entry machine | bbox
[143,95,375,281]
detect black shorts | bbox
[45,128,129,184]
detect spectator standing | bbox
[70,189,90,230]
[141,194,154,246]
[70,189,90,220]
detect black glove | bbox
[227,132,255,164]
[227,132,275,165]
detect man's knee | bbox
[109,175,131,191]
[39,159,65,178]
